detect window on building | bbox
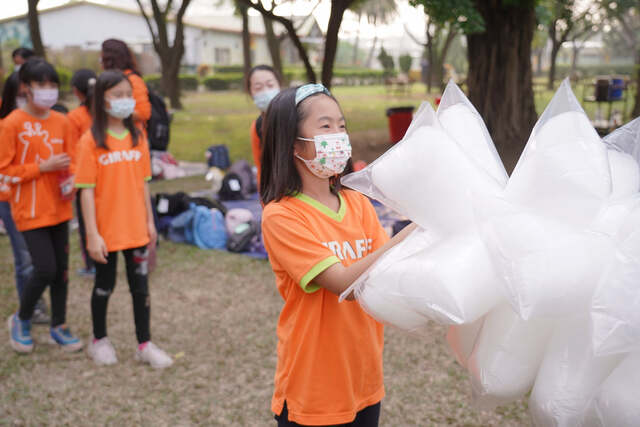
[214,47,231,65]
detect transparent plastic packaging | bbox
[591,352,640,426]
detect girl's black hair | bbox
[101,39,140,75]
[18,58,60,85]
[245,64,281,94]
[12,47,35,61]
[71,69,97,107]
[91,70,139,150]
[0,72,20,119]
[259,87,353,205]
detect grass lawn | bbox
[0,174,530,425]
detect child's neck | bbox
[107,115,126,133]
[300,170,339,211]
[24,103,49,120]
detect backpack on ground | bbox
[225,208,259,253]
[206,145,231,169]
[228,159,257,196]
[218,172,244,201]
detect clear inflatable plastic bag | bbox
[505,79,611,227]
[529,318,623,427]
[447,317,485,369]
[591,352,640,426]
[467,304,552,408]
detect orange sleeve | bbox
[74,133,97,188]
[262,204,341,292]
[129,73,151,122]
[0,117,41,184]
[250,119,262,178]
[62,115,78,174]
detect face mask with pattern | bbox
[296,132,352,179]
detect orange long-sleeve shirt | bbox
[124,69,151,124]
[0,109,74,231]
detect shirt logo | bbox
[98,149,142,166]
[322,238,373,261]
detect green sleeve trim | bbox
[144,176,152,182]
[75,183,96,188]
[300,256,341,294]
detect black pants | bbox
[276,402,380,427]
[19,221,69,327]
[91,246,151,344]
[75,194,94,271]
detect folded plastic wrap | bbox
[529,319,623,427]
[467,304,552,408]
[591,352,640,426]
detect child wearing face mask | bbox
[1,58,83,353]
[260,84,416,427]
[74,70,172,369]
[246,65,281,184]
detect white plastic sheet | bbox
[529,319,623,427]
[591,352,640,426]
[467,304,552,408]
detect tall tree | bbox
[415,0,538,172]
[27,0,46,58]
[262,14,283,77]
[404,13,459,92]
[321,0,357,88]
[237,1,252,76]
[238,0,317,83]
[135,0,193,109]
[598,0,640,118]
[360,0,396,68]
[544,0,595,89]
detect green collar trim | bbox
[294,191,346,222]
[107,129,130,140]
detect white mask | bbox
[106,97,136,119]
[296,132,352,179]
[32,88,59,109]
[253,88,279,112]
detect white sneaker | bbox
[135,342,173,369]
[87,337,118,365]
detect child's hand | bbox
[87,233,108,264]
[39,153,71,172]
[147,221,157,248]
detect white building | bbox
[0,0,321,73]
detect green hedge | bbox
[55,67,72,92]
[143,74,163,93]
[178,74,199,91]
[203,73,244,91]
[554,63,638,78]
[213,65,245,74]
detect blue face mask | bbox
[253,88,280,112]
[106,97,136,119]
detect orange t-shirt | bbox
[0,118,8,202]
[67,105,92,157]
[125,69,151,124]
[0,109,74,231]
[261,189,388,425]
[74,129,152,252]
[250,118,262,183]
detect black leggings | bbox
[19,221,69,327]
[91,246,150,344]
[75,194,94,271]
[276,401,380,427]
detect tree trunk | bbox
[570,44,580,76]
[322,1,351,89]
[536,48,543,75]
[240,4,252,77]
[467,0,537,173]
[27,0,46,59]
[352,12,362,65]
[365,35,378,68]
[162,53,182,109]
[262,14,283,78]
[547,42,561,90]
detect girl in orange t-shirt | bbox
[75,70,172,369]
[68,68,97,276]
[246,64,281,182]
[260,84,416,426]
[2,58,83,354]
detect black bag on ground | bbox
[206,145,231,169]
[227,221,259,253]
[228,159,257,196]
[218,172,245,201]
[155,192,227,217]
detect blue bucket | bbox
[609,77,624,101]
